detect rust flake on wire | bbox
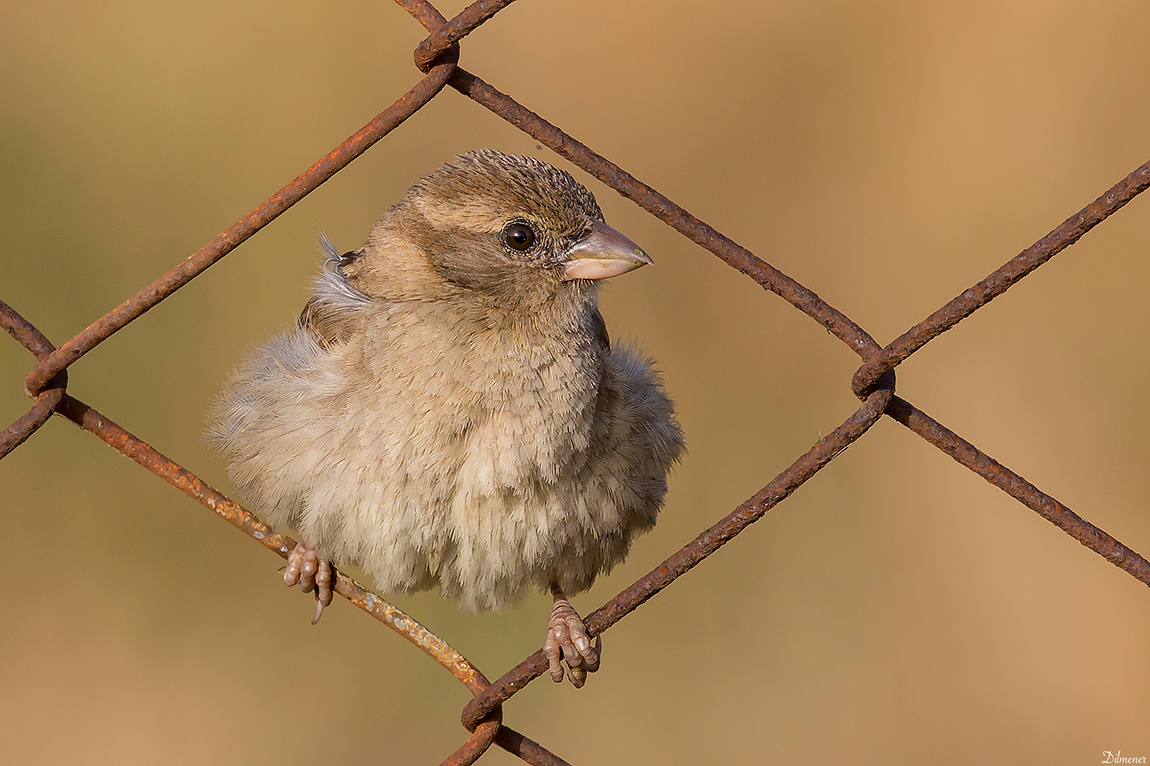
[3,0,1150,764]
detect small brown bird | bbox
[208,150,683,686]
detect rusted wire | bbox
[0,298,56,360]
[851,161,1150,397]
[887,396,1150,585]
[453,67,882,360]
[399,0,880,359]
[441,719,502,766]
[412,0,520,71]
[0,390,63,459]
[22,56,459,398]
[51,390,527,764]
[54,394,487,686]
[462,378,895,729]
[0,300,66,458]
[3,1,1149,763]
[494,727,574,766]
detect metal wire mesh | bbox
[3,1,1149,763]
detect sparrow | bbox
[208,150,684,687]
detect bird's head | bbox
[341,150,652,309]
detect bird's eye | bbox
[502,222,537,252]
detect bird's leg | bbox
[283,541,333,624]
[543,584,601,688]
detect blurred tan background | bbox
[3,0,1150,763]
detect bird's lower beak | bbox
[559,220,654,281]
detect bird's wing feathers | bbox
[299,236,373,347]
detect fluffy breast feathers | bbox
[208,241,683,611]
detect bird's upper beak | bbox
[559,220,654,281]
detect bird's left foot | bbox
[284,541,333,624]
[543,588,601,688]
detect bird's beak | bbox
[559,220,654,281]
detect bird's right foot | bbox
[284,541,333,624]
[543,587,601,688]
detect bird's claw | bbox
[543,597,601,688]
[284,541,333,624]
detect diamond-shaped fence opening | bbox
[4,2,1149,764]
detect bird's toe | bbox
[285,541,333,624]
[545,597,601,687]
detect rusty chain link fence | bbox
[4,1,1149,763]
